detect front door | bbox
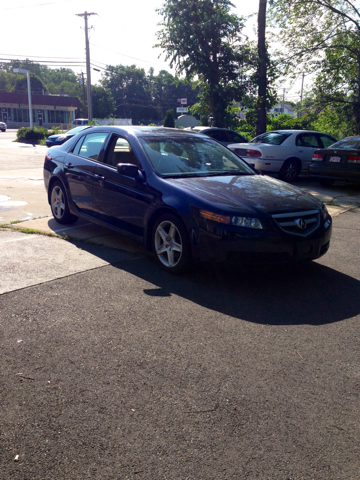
[92,134,152,238]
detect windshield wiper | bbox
[205,171,254,176]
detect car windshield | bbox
[329,137,360,150]
[249,132,291,145]
[139,136,255,178]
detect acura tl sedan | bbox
[43,126,332,273]
[228,130,336,182]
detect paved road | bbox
[1,132,360,479]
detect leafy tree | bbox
[156,0,252,128]
[92,85,116,119]
[13,74,47,95]
[163,109,175,127]
[100,64,158,124]
[269,0,360,133]
[256,0,267,135]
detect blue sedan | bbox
[43,126,332,273]
[45,126,91,148]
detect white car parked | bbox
[0,121,7,132]
[228,130,336,182]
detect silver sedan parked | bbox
[228,130,336,182]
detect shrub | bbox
[16,126,50,143]
[163,109,175,128]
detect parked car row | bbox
[44,126,332,273]
[44,124,360,187]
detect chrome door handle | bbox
[95,174,105,187]
[65,163,74,169]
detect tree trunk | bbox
[256,0,267,135]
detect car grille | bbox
[272,210,320,237]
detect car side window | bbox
[207,130,228,142]
[296,134,321,148]
[104,135,139,168]
[226,131,244,143]
[319,135,336,148]
[74,132,108,161]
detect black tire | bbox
[152,214,191,274]
[279,158,301,182]
[318,178,335,187]
[50,180,79,225]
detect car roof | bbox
[262,130,328,135]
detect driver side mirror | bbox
[117,163,145,182]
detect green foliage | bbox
[91,85,116,118]
[16,126,49,143]
[267,113,315,131]
[269,0,360,133]
[163,109,175,127]
[156,0,253,128]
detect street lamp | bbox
[13,68,33,129]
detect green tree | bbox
[92,85,116,118]
[270,0,360,133]
[100,64,158,124]
[156,0,252,128]
[163,109,175,127]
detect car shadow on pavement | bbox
[71,239,360,327]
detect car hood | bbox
[169,174,322,215]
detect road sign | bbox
[177,98,188,105]
[176,107,189,113]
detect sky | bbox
[2,0,303,103]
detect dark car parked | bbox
[46,126,91,148]
[44,126,332,273]
[188,127,248,146]
[310,135,360,186]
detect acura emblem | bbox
[295,218,306,230]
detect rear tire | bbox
[279,158,301,182]
[50,181,78,225]
[152,214,191,274]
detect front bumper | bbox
[192,220,332,264]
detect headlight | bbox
[200,210,264,229]
[322,204,331,228]
[231,216,263,229]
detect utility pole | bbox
[281,88,285,114]
[76,11,97,121]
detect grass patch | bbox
[326,200,341,206]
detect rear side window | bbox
[226,131,246,143]
[250,132,291,145]
[205,130,228,142]
[73,132,108,160]
[319,135,336,148]
[296,134,321,148]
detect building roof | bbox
[0,91,82,108]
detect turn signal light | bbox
[200,210,230,224]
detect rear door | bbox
[64,131,109,215]
[295,133,322,170]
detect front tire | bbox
[152,214,191,274]
[279,158,301,182]
[50,181,78,225]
